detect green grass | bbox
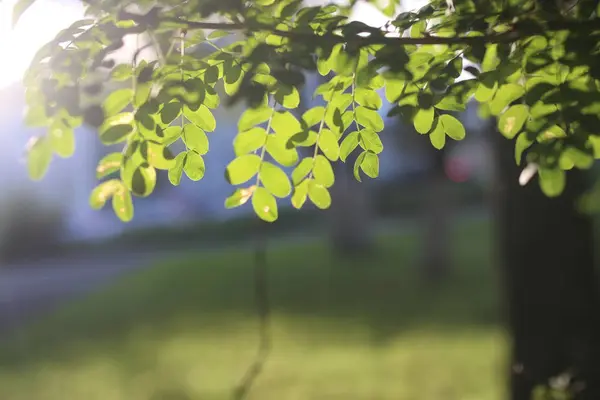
[0,219,507,400]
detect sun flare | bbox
[0,0,83,89]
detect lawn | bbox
[0,218,507,400]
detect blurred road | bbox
[0,208,488,338]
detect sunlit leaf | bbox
[225,186,256,209]
[308,180,331,209]
[498,105,529,139]
[27,136,52,180]
[184,151,206,181]
[225,154,261,185]
[96,153,123,179]
[252,186,278,222]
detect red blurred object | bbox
[445,157,470,183]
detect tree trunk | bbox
[493,130,600,400]
[420,146,453,282]
[327,154,375,257]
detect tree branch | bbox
[119,9,600,48]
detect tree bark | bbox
[493,129,600,400]
[327,155,375,257]
[420,145,453,283]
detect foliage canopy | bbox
[11,0,600,222]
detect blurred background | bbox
[0,0,598,400]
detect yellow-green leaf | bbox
[225,154,261,185]
[225,186,256,209]
[234,127,267,156]
[252,186,278,222]
[168,152,186,186]
[439,114,465,140]
[308,180,332,209]
[498,105,529,139]
[291,179,309,209]
[414,108,435,134]
[318,128,340,161]
[89,179,121,210]
[103,88,133,116]
[27,136,52,180]
[260,161,291,198]
[96,153,123,179]
[184,105,216,132]
[49,123,75,158]
[313,155,335,188]
[360,151,379,178]
[112,185,134,222]
[184,151,206,181]
[183,124,209,155]
[292,157,313,185]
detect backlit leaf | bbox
[498,105,529,139]
[225,154,261,185]
[260,161,291,198]
[308,180,331,209]
[439,114,465,140]
[225,186,256,209]
[313,155,335,188]
[252,186,278,222]
[184,151,206,181]
[183,124,209,155]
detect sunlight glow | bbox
[0,0,84,88]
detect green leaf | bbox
[355,106,384,132]
[234,127,267,156]
[340,131,360,162]
[474,74,498,103]
[183,124,209,155]
[260,162,291,198]
[414,108,435,134]
[252,186,278,222]
[112,185,134,222]
[385,79,405,103]
[355,87,382,110]
[184,105,216,132]
[265,135,298,167]
[96,153,123,179]
[12,0,35,27]
[271,111,302,137]
[353,151,367,182]
[27,136,52,180]
[291,179,309,209]
[429,119,446,149]
[313,155,335,188]
[308,180,332,209]
[359,129,383,154]
[302,107,325,128]
[318,129,340,161]
[103,89,133,116]
[125,164,157,197]
[238,106,272,131]
[225,154,261,185]
[225,186,256,209]
[360,151,379,178]
[161,102,182,125]
[292,157,313,185]
[274,86,300,109]
[89,179,121,210]
[99,113,135,145]
[489,83,525,116]
[538,168,565,197]
[184,151,206,181]
[168,153,186,186]
[147,142,176,170]
[49,123,75,158]
[515,133,533,165]
[439,114,465,140]
[498,105,529,139]
[208,30,230,39]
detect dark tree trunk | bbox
[493,129,600,400]
[327,153,375,257]
[420,145,453,283]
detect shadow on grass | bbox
[0,218,498,370]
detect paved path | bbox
[0,208,488,338]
